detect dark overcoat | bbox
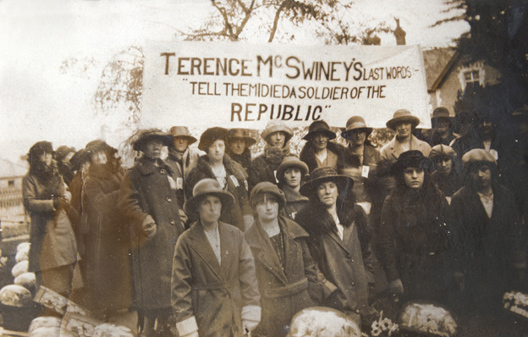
[299,142,347,173]
[23,172,77,273]
[295,201,376,321]
[248,146,290,192]
[281,185,309,221]
[244,216,327,337]
[83,164,132,313]
[119,157,185,310]
[378,184,451,301]
[450,182,523,303]
[186,155,251,231]
[171,221,260,337]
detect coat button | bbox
[160,169,166,174]
[170,220,176,225]
[166,197,172,202]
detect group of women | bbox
[21,106,528,337]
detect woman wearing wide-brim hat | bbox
[172,178,261,337]
[276,156,309,220]
[227,128,256,172]
[380,109,431,164]
[428,107,457,147]
[186,127,253,231]
[377,150,451,304]
[244,182,329,337]
[248,120,293,192]
[295,167,377,326]
[300,120,347,173]
[119,128,185,337]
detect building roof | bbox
[423,48,458,92]
[0,159,27,178]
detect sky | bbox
[0,0,469,164]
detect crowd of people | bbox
[21,105,528,337]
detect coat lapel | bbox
[188,223,223,280]
[246,223,288,284]
[321,210,351,254]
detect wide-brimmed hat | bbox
[429,144,456,160]
[341,116,373,139]
[28,141,53,161]
[391,150,429,175]
[431,107,452,126]
[462,148,497,167]
[250,182,286,210]
[198,127,229,152]
[228,128,256,147]
[85,140,117,156]
[300,167,354,197]
[54,146,75,162]
[70,149,90,171]
[302,120,336,141]
[261,120,293,144]
[184,178,235,217]
[276,156,309,183]
[133,129,172,151]
[386,109,421,130]
[170,126,197,145]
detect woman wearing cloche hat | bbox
[172,178,261,337]
[295,167,378,326]
[244,182,329,337]
[276,156,309,220]
[299,120,347,173]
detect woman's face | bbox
[316,181,339,207]
[39,152,53,167]
[403,167,424,189]
[284,168,302,188]
[198,195,222,225]
[229,138,246,155]
[395,122,412,138]
[435,157,452,175]
[208,139,226,162]
[268,132,286,148]
[143,139,164,159]
[255,194,280,223]
[312,133,329,151]
[470,164,492,190]
[91,150,107,165]
[348,130,367,147]
[173,137,189,152]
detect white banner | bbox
[142,41,430,129]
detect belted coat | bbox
[244,216,328,337]
[119,157,185,310]
[171,221,260,337]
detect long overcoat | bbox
[83,164,132,313]
[299,142,347,173]
[119,157,185,310]
[450,182,523,304]
[186,155,251,231]
[378,185,451,301]
[244,216,327,337]
[295,201,376,321]
[380,135,432,164]
[22,172,77,273]
[171,221,260,337]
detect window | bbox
[458,63,485,90]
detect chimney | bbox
[394,18,406,45]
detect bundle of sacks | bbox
[288,307,362,337]
[11,242,36,294]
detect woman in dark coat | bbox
[119,129,185,337]
[22,141,80,297]
[429,144,463,202]
[248,120,293,191]
[276,156,309,220]
[82,140,136,331]
[451,149,525,314]
[299,120,346,173]
[227,128,256,172]
[378,151,451,303]
[187,127,253,231]
[172,179,261,337]
[295,167,377,326]
[245,182,330,337]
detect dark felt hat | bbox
[70,149,90,171]
[276,156,309,184]
[300,167,354,197]
[28,141,53,160]
[54,146,75,162]
[85,140,117,155]
[228,128,256,147]
[170,126,197,145]
[341,116,373,139]
[386,109,420,130]
[184,178,235,218]
[198,127,229,152]
[133,129,172,151]
[250,182,286,210]
[431,107,452,126]
[391,150,429,175]
[303,120,336,141]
